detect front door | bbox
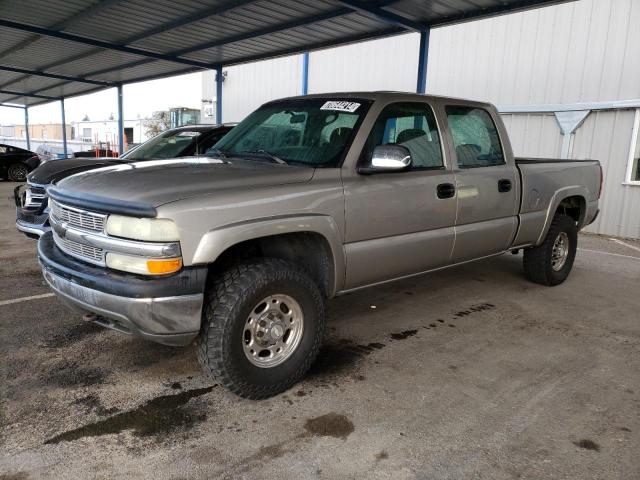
[343,101,457,289]
[444,105,519,262]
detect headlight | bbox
[106,252,182,276]
[105,215,180,242]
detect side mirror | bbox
[358,145,412,174]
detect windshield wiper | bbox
[239,150,288,165]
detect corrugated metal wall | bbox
[308,33,420,94]
[201,0,640,238]
[427,0,640,104]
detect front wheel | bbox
[7,163,29,182]
[197,258,325,399]
[523,213,578,286]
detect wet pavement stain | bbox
[307,339,385,379]
[43,322,103,348]
[390,330,418,340]
[573,439,600,452]
[304,413,354,439]
[44,386,215,444]
[43,361,108,388]
[375,450,389,461]
[73,394,119,417]
[454,303,495,317]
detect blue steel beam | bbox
[336,0,428,32]
[0,19,213,69]
[0,89,60,100]
[416,29,430,93]
[60,99,68,157]
[215,66,223,124]
[24,107,30,150]
[117,84,124,155]
[301,52,309,95]
[0,102,25,109]
[0,65,114,86]
[430,0,574,27]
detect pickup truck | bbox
[15,124,234,238]
[38,92,601,399]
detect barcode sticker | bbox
[320,101,361,113]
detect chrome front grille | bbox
[23,184,46,209]
[50,200,106,232]
[54,232,104,264]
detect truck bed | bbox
[513,157,601,247]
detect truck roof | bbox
[270,91,495,109]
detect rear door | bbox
[343,100,457,289]
[443,104,519,262]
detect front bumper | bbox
[38,232,208,346]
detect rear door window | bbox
[445,106,505,168]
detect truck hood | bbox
[28,157,126,185]
[55,157,316,207]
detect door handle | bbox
[437,183,456,199]
[498,179,512,193]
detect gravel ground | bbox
[1,181,639,479]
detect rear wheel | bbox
[523,213,578,286]
[7,163,29,182]
[197,258,325,399]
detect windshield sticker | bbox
[176,131,201,137]
[320,101,361,113]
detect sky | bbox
[0,72,202,126]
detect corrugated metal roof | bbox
[0,0,574,107]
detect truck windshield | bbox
[209,98,370,167]
[123,129,206,161]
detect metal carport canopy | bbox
[0,0,573,108]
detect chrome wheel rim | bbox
[551,232,570,271]
[243,294,304,368]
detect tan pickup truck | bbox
[38,92,601,398]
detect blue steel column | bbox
[60,98,68,157]
[416,29,431,94]
[24,107,30,150]
[301,52,309,95]
[117,84,124,155]
[215,66,223,124]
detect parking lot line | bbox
[0,293,55,307]
[578,248,640,260]
[609,237,640,253]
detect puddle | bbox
[45,386,215,444]
[304,413,354,439]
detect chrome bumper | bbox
[42,269,203,346]
[16,219,49,238]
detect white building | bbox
[202,0,640,239]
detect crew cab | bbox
[14,123,235,238]
[37,92,601,398]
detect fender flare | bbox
[191,214,346,295]
[536,186,588,245]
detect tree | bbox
[82,114,90,121]
[143,110,171,138]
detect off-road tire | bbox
[523,213,578,286]
[7,163,29,182]
[197,258,325,399]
